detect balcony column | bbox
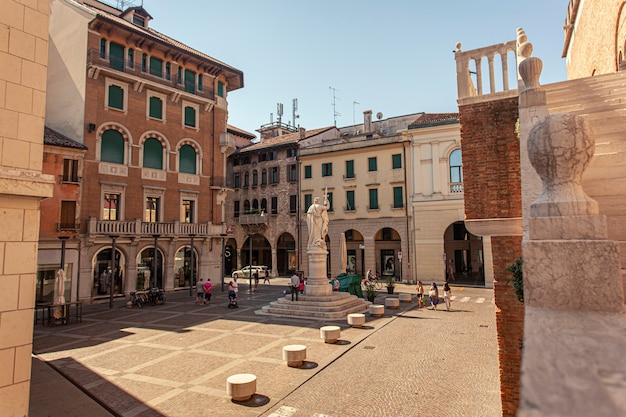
[189,234,196,297]
[109,235,119,308]
[152,234,160,288]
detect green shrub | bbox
[505,257,524,303]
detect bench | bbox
[368,304,384,317]
[347,313,366,328]
[385,298,400,309]
[398,293,412,302]
[226,373,257,401]
[320,325,341,344]
[35,302,83,326]
[282,344,307,367]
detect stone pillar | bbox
[306,248,332,296]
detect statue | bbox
[306,192,330,250]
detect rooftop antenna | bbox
[277,102,284,125]
[352,101,360,126]
[329,86,341,126]
[292,98,299,127]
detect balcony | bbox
[450,182,464,193]
[238,213,268,225]
[56,223,80,232]
[87,218,224,238]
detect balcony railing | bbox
[56,223,80,232]
[238,213,268,225]
[450,182,464,193]
[87,218,222,237]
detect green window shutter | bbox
[327,192,333,212]
[143,138,163,169]
[149,57,163,77]
[179,144,196,174]
[184,106,196,127]
[369,189,378,210]
[304,194,312,213]
[108,85,123,109]
[304,165,312,179]
[346,190,355,210]
[101,129,124,164]
[218,81,224,97]
[368,157,377,172]
[109,42,124,71]
[393,186,403,208]
[392,154,402,169]
[184,69,195,93]
[346,160,354,178]
[149,96,162,119]
[99,38,106,58]
[198,74,203,90]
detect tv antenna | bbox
[292,98,299,127]
[329,86,341,126]
[277,102,284,125]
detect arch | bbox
[173,245,199,288]
[176,138,203,175]
[449,148,463,184]
[243,200,251,213]
[443,221,484,286]
[96,122,132,164]
[137,245,164,289]
[143,137,163,169]
[92,246,127,297]
[252,199,259,210]
[241,234,271,270]
[179,144,197,174]
[252,169,258,186]
[374,227,401,279]
[344,229,364,275]
[277,232,296,275]
[260,198,267,213]
[140,131,170,170]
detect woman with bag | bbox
[428,282,439,310]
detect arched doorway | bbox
[173,246,198,288]
[277,233,296,275]
[345,229,363,276]
[443,221,484,285]
[242,234,270,269]
[224,238,236,276]
[375,227,401,280]
[137,247,164,289]
[92,247,125,297]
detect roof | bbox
[83,2,244,90]
[238,127,335,153]
[408,112,459,129]
[44,127,89,149]
[227,125,256,140]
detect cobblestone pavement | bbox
[32,280,501,417]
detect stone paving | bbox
[32,279,501,417]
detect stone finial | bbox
[527,113,598,217]
[454,42,462,53]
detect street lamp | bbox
[59,236,69,271]
[189,234,196,296]
[220,233,227,292]
[248,233,253,292]
[152,234,160,288]
[109,235,119,308]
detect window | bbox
[127,48,134,68]
[103,193,120,220]
[393,186,403,208]
[243,200,250,213]
[148,96,163,120]
[392,154,402,169]
[62,159,79,183]
[132,14,145,27]
[369,189,379,210]
[233,172,240,188]
[99,38,106,58]
[181,199,195,223]
[145,196,160,222]
[288,164,297,182]
[271,167,279,184]
[327,192,333,212]
[101,129,124,164]
[382,228,393,240]
[252,170,258,186]
[261,198,267,213]
[368,157,377,172]
[59,201,76,230]
[243,172,249,187]
[345,160,354,179]
[179,144,196,174]
[218,81,224,97]
[304,194,312,213]
[289,195,297,214]
[109,42,124,71]
[141,53,147,72]
[177,67,182,84]
[184,105,196,128]
[143,137,163,169]
[107,84,124,110]
[286,148,296,157]
[450,149,463,183]
[149,56,163,77]
[184,69,195,94]
[304,165,312,179]
[261,169,267,185]
[322,163,332,177]
[346,190,355,211]
[198,74,203,91]
[165,62,171,80]
[234,200,240,218]
[252,199,259,210]
[271,196,278,214]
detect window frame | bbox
[147,90,166,121]
[346,190,355,211]
[62,158,79,183]
[369,188,379,210]
[182,101,199,130]
[321,162,332,177]
[392,154,402,169]
[304,165,312,179]
[345,160,355,179]
[104,78,128,114]
[102,188,124,221]
[368,157,377,172]
[393,186,403,208]
[181,194,198,224]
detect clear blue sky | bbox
[144,0,570,136]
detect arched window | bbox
[243,172,249,187]
[243,200,251,213]
[179,144,196,174]
[261,198,267,213]
[261,169,267,185]
[143,137,163,169]
[252,199,259,210]
[450,149,463,183]
[252,170,258,186]
[101,129,124,164]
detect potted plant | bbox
[364,282,377,302]
[386,276,395,294]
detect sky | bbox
[141,0,570,136]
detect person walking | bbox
[196,278,205,304]
[203,278,213,304]
[263,268,270,285]
[253,270,259,290]
[416,280,425,309]
[290,272,300,301]
[298,274,305,294]
[428,282,439,310]
[447,260,456,281]
[443,281,452,311]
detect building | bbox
[0,1,54,414]
[44,0,243,303]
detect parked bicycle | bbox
[361,276,383,290]
[130,288,166,307]
[130,290,147,308]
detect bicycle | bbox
[361,276,383,290]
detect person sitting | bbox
[332,277,340,291]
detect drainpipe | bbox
[402,139,412,283]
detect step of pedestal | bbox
[268,297,368,313]
[260,302,370,319]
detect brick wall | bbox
[459,97,524,417]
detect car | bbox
[231,265,267,279]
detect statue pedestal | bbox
[306,248,332,296]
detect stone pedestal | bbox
[306,248,332,296]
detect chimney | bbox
[299,127,306,140]
[364,110,372,133]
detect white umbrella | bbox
[339,232,347,275]
[53,269,66,320]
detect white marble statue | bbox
[306,193,330,250]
